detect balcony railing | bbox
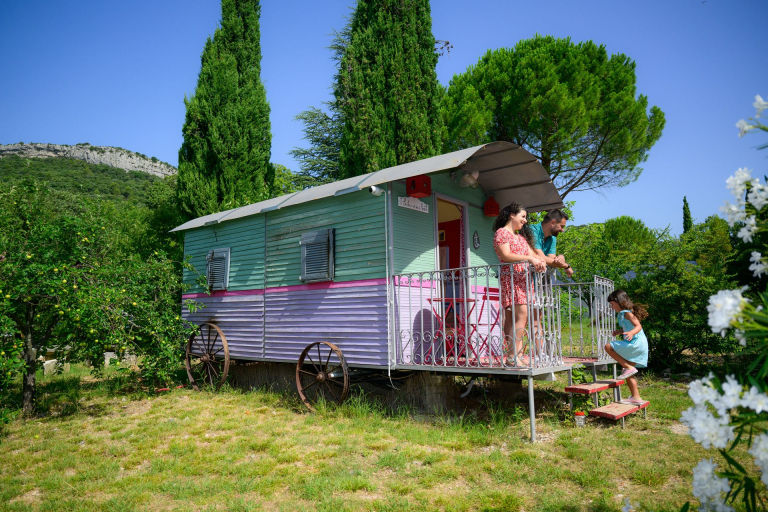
[392,264,614,372]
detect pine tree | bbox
[683,196,693,233]
[177,0,272,218]
[336,0,443,178]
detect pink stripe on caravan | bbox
[181,278,388,299]
[182,289,266,299]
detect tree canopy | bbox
[177,0,273,218]
[335,0,443,178]
[441,35,666,198]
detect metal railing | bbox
[392,264,614,372]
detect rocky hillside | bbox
[0,142,176,178]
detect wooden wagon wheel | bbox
[186,322,230,391]
[296,341,350,411]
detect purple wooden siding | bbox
[263,284,389,366]
[182,294,265,360]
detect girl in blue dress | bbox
[605,289,649,405]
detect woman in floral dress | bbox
[493,203,546,365]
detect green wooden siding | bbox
[391,180,436,274]
[265,192,386,287]
[183,192,386,291]
[183,215,266,294]
[392,171,501,276]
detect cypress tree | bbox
[683,196,693,233]
[177,0,272,218]
[336,0,443,178]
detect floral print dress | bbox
[493,228,531,308]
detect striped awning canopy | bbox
[171,141,562,232]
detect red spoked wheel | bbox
[296,341,350,411]
[185,322,230,391]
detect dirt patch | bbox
[10,488,41,505]
[669,422,689,435]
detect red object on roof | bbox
[484,196,500,217]
[406,175,431,198]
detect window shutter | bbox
[206,248,230,291]
[300,229,334,282]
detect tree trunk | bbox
[22,330,36,416]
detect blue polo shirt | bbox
[529,222,556,255]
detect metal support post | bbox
[621,416,625,429]
[567,368,573,412]
[528,376,536,443]
[591,365,599,408]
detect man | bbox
[528,209,574,278]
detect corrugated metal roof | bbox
[171,141,562,232]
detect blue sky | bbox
[1,0,766,234]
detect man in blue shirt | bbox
[529,209,574,278]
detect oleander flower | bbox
[738,216,758,243]
[726,167,753,198]
[707,288,747,335]
[750,252,767,278]
[737,119,756,137]
[747,181,768,210]
[734,330,747,347]
[714,375,743,416]
[755,94,768,117]
[719,201,746,228]
[749,434,768,486]
[692,459,732,511]
[689,373,719,406]
[681,405,735,449]
[741,386,768,414]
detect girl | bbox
[493,203,546,366]
[605,289,649,405]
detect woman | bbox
[493,203,546,366]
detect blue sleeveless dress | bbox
[610,310,648,368]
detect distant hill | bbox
[0,142,176,178]
[0,154,167,205]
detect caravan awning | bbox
[171,141,562,232]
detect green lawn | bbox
[0,365,736,511]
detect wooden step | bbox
[564,379,625,395]
[589,400,649,420]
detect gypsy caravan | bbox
[172,141,618,439]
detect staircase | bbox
[565,375,649,427]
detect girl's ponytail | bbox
[632,303,648,322]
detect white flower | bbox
[714,375,743,416]
[737,119,756,137]
[681,405,735,449]
[749,434,768,485]
[719,201,746,228]
[726,167,753,199]
[747,181,768,210]
[693,459,731,500]
[750,252,767,278]
[689,373,720,406]
[741,386,768,414]
[737,216,758,243]
[735,330,747,346]
[755,94,768,117]
[707,288,746,335]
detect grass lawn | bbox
[0,365,739,511]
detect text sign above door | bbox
[398,196,429,213]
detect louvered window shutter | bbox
[206,248,230,291]
[300,229,334,282]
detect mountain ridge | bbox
[0,142,176,178]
